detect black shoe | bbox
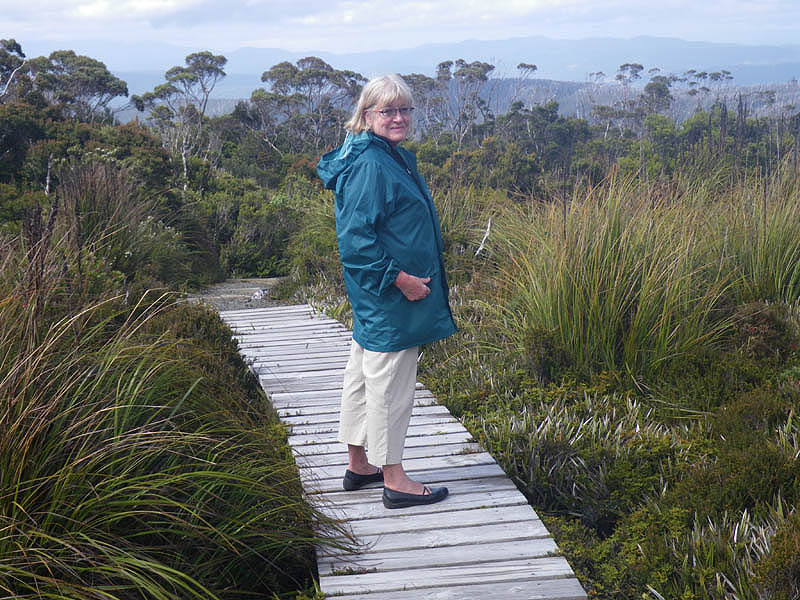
[342,469,384,491]
[382,485,449,509]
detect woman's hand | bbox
[394,270,431,301]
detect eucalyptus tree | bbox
[401,72,439,140]
[23,50,128,122]
[439,59,496,148]
[132,51,227,189]
[640,71,676,115]
[165,51,228,120]
[257,57,365,153]
[399,63,456,146]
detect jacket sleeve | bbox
[336,159,402,297]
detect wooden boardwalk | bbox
[219,304,587,600]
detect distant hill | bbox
[89,34,800,123]
[105,35,800,104]
[222,36,800,84]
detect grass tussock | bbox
[488,175,734,387]
[0,279,352,598]
[0,155,353,598]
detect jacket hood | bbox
[317,131,379,190]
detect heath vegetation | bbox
[3,36,800,598]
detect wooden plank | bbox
[286,415,457,433]
[232,321,344,330]
[240,341,352,354]
[252,348,352,362]
[238,336,349,346]
[320,476,520,511]
[321,557,576,596]
[271,388,436,408]
[237,339,351,351]
[320,485,526,521]
[237,332,353,345]
[333,519,553,555]
[301,451,496,482]
[295,442,482,470]
[261,379,345,393]
[220,307,316,321]
[318,538,559,575]
[254,358,350,372]
[303,464,507,494]
[288,420,467,445]
[259,369,344,390]
[345,504,542,537]
[234,323,344,334]
[289,431,475,457]
[287,413,458,436]
[280,403,451,420]
[274,396,441,412]
[327,577,587,600]
[229,319,344,332]
[260,368,345,381]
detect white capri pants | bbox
[338,339,419,466]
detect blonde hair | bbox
[345,73,414,133]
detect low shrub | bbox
[756,511,800,600]
[466,393,696,535]
[669,443,800,522]
[727,301,800,361]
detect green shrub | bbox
[755,512,800,600]
[727,301,800,361]
[669,442,800,521]
[286,187,341,287]
[547,506,693,599]
[219,190,300,277]
[711,385,798,448]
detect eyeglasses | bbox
[371,107,414,118]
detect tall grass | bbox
[0,276,352,598]
[0,156,353,598]
[489,176,733,385]
[718,166,800,304]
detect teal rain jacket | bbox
[317,131,456,352]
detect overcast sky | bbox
[3,0,799,57]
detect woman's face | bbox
[366,100,412,145]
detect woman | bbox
[317,74,457,509]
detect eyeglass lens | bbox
[376,107,414,117]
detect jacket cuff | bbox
[380,262,402,295]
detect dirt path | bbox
[187,278,283,312]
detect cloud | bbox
[72,0,206,19]
[3,0,799,56]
